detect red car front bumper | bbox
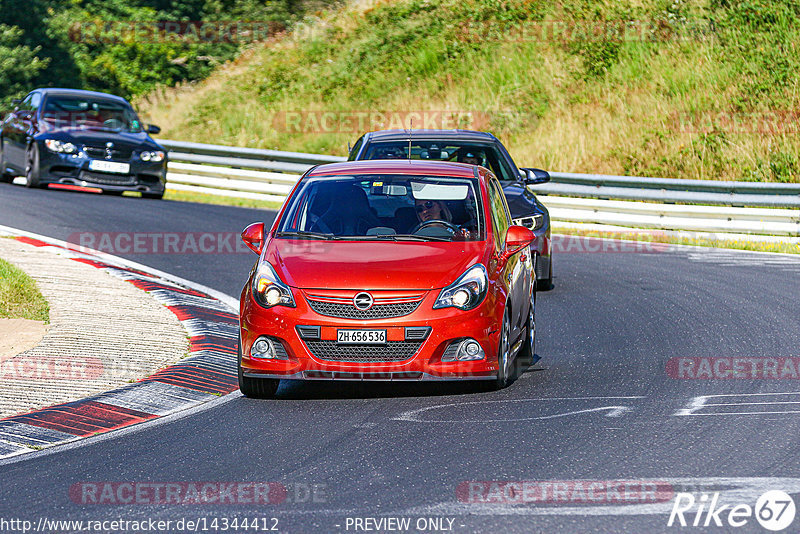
[239,285,503,381]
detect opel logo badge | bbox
[353,292,374,310]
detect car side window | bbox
[29,93,41,112]
[487,178,510,249]
[348,136,364,161]
[18,94,33,112]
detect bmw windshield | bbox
[358,141,517,181]
[277,174,485,241]
[40,96,144,133]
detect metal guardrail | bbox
[159,139,800,238]
[160,139,344,168]
[539,172,800,208]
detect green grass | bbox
[553,226,800,255]
[136,0,800,182]
[164,189,284,210]
[0,258,50,322]
[121,189,284,210]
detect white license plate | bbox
[337,329,386,344]
[88,160,130,174]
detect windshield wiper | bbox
[391,234,451,242]
[275,231,336,240]
[340,234,450,242]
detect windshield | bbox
[358,140,517,181]
[40,96,144,133]
[277,174,485,241]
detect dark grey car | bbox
[0,88,167,198]
[349,129,553,289]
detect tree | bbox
[0,24,49,108]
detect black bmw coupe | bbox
[1,88,167,199]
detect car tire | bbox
[24,144,41,188]
[237,337,279,399]
[142,191,164,200]
[0,139,10,184]
[494,309,513,390]
[536,255,553,291]
[518,292,536,363]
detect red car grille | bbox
[304,292,424,320]
[304,340,423,362]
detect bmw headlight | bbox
[252,262,295,309]
[139,150,165,162]
[433,264,488,311]
[44,139,77,154]
[515,214,544,231]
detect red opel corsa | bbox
[238,160,537,398]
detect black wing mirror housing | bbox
[521,167,550,185]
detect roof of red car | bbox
[307,159,479,178]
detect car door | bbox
[5,92,41,171]
[4,94,32,170]
[487,176,529,340]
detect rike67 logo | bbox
[668,490,796,531]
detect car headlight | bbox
[252,262,295,309]
[44,139,77,154]
[433,264,488,311]
[514,214,545,231]
[139,150,165,162]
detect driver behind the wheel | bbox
[414,199,452,224]
[459,150,483,167]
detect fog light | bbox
[442,338,486,362]
[265,288,282,306]
[250,336,275,359]
[457,339,485,361]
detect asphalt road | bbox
[2,183,800,533]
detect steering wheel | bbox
[411,219,459,235]
[103,118,124,130]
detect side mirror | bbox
[11,99,21,108]
[241,222,265,254]
[146,124,161,135]
[500,225,535,263]
[521,168,550,185]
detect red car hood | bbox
[265,239,486,290]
